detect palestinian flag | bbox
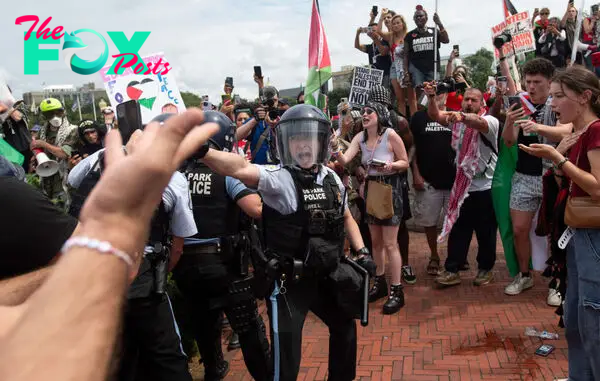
[305,0,331,111]
[503,0,518,17]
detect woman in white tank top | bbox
[332,101,409,315]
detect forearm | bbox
[0,267,53,306]
[537,124,570,142]
[426,95,443,123]
[463,113,489,133]
[354,32,361,50]
[168,237,184,272]
[502,121,517,147]
[0,249,128,381]
[44,143,68,159]
[411,157,424,181]
[236,118,257,140]
[392,159,409,172]
[499,56,517,95]
[438,25,449,43]
[445,59,453,77]
[344,213,365,251]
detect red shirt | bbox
[569,121,600,197]
[446,92,463,111]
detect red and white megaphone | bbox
[32,141,59,177]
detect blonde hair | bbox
[391,15,407,39]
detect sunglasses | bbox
[541,12,549,15]
[361,108,375,115]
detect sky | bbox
[0,0,579,105]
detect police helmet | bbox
[202,110,236,152]
[275,104,331,169]
[150,112,175,125]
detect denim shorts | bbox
[408,63,435,88]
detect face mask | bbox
[49,116,62,128]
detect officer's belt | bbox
[185,243,222,255]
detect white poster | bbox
[99,52,185,124]
[491,11,536,58]
[348,66,384,107]
[0,80,16,123]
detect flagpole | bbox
[433,0,439,81]
[571,0,585,65]
[92,91,97,121]
[77,92,82,121]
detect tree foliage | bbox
[181,91,203,108]
[464,48,495,91]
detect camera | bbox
[261,86,279,120]
[434,77,467,94]
[494,31,512,49]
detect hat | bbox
[31,124,41,132]
[365,101,391,128]
[102,107,114,114]
[368,85,391,107]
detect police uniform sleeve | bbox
[163,172,198,238]
[67,149,102,188]
[257,165,298,215]
[225,176,256,202]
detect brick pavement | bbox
[191,232,569,381]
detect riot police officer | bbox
[173,111,271,381]
[67,119,197,381]
[199,104,375,381]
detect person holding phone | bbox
[502,58,571,303]
[355,9,391,88]
[334,101,409,315]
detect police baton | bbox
[342,256,370,327]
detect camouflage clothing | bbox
[38,118,79,210]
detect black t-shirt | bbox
[405,27,442,73]
[0,177,77,279]
[366,40,391,75]
[410,111,456,190]
[516,102,556,176]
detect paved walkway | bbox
[192,232,569,380]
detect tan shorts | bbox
[413,182,450,227]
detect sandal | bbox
[427,257,440,275]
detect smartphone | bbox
[369,159,386,167]
[254,66,262,78]
[116,100,142,145]
[202,101,212,111]
[71,149,80,158]
[202,95,209,102]
[372,5,378,17]
[233,94,241,106]
[225,77,234,88]
[221,94,232,104]
[508,96,522,110]
[453,44,460,57]
[535,344,555,357]
[497,76,508,91]
[593,4,599,14]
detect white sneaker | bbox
[548,288,562,307]
[504,273,534,295]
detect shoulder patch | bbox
[263,164,281,172]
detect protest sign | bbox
[491,11,536,58]
[0,80,16,123]
[100,53,185,123]
[348,66,384,107]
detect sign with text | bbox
[348,66,383,107]
[100,52,185,124]
[491,11,536,58]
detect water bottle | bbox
[525,327,559,340]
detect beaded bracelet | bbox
[61,237,134,269]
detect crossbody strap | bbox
[251,124,270,160]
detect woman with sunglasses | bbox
[333,102,409,314]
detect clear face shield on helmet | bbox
[276,119,331,169]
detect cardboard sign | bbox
[100,53,186,123]
[491,11,536,58]
[0,80,16,123]
[348,66,384,107]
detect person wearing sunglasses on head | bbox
[333,101,409,315]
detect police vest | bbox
[262,166,345,260]
[66,151,171,299]
[185,161,240,239]
[68,152,104,219]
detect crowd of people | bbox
[2,2,600,381]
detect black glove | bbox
[354,247,376,277]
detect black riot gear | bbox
[203,110,236,152]
[275,104,332,168]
